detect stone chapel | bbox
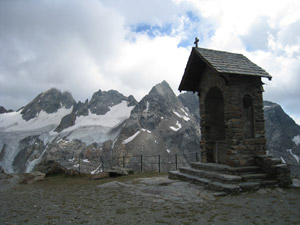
[169,46,292,192]
[179,47,271,167]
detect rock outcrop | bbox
[34,160,80,176]
[20,172,45,184]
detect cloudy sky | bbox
[1,0,300,123]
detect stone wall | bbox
[198,67,267,167]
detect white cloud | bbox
[0,0,192,109]
[102,34,189,100]
[0,0,127,108]
[100,0,192,25]
[0,0,300,125]
[183,0,300,123]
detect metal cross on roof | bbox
[194,37,199,48]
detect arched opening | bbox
[243,95,254,138]
[204,87,226,163]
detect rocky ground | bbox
[1,173,300,225]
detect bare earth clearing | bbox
[0,173,300,225]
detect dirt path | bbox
[1,174,300,225]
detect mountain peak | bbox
[146,81,179,108]
[21,88,76,121]
[151,80,173,96]
[88,89,137,115]
[0,106,14,114]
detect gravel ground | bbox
[1,173,300,225]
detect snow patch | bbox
[173,110,190,121]
[170,121,182,132]
[0,107,73,132]
[122,128,152,144]
[180,108,189,117]
[25,143,49,173]
[91,164,103,174]
[141,128,151,133]
[123,130,141,144]
[61,101,133,133]
[83,159,90,163]
[281,157,286,164]
[292,135,300,145]
[143,101,150,113]
[166,149,171,154]
[112,136,119,149]
[287,149,300,163]
[54,101,134,145]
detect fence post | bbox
[158,155,161,173]
[140,155,143,172]
[79,154,81,173]
[123,156,125,168]
[101,156,104,172]
[175,154,178,170]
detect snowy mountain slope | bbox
[0,88,76,173]
[0,89,136,173]
[0,107,73,132]
[53,101,134,145]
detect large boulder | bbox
[107,166,134,177]
[20,172,45,184]
[35,160,80,176]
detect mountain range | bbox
[0,81,299,175]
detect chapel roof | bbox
[179,47,272,92]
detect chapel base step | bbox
[169,162,280,194]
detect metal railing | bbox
[69,152,201,174]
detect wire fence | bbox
[57,151,300,175]
[64,152,201,174]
